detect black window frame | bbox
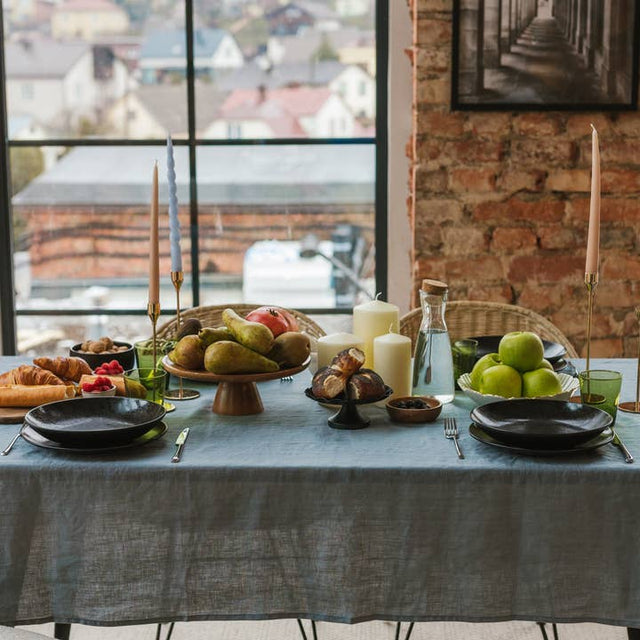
[0,0,389,355]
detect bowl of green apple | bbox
[458,331,579,406]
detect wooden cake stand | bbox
[162,356,309,416]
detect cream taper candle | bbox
[352,297,399,369]
[373,331,412,399]
[317,332,364,369]
[585,124,600,276]
[167,135,182,272]
[148,162,159,305]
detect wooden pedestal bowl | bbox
[162,356,309,416]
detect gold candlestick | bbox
[619,306,640,414]
[584,272,598,374]
[147,301,175,412]
[164,271,200,401]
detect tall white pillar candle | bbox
[373,332,412,399]
[352,298,399,369]
[317,332,364,369]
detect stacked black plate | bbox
[22,397,167,453]
[469,399,614,455]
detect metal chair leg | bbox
[53,623,71,640]
[296,619,318,640]
[395,622,415,640]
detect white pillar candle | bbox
[317,332,364,369]
[352,298,399,369]
[373,332,412,400]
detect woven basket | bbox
[400,300,578,358]
[156,304,326,343]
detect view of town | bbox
[3,0,378,352]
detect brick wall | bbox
[409,0,640,357]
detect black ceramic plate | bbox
[470,335,566,364]
[470,399,612,448]
[20,421,167,453]
[469,423,613,456]
[25,396,166,445]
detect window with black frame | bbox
[0,0,387,355]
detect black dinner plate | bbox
[469,423,613,456]
[469,335,566,364]
[470,399,612,448]
[25,396,166,446]
[20,421,168,453]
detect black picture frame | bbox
[451,0,639,111]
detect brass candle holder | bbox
[147,301,175,412]
[164,271,200,401]
[584,272,598,374]
[619,305,640,414]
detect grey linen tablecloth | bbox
[1,356,640,627]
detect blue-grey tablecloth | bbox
[1,356,639,628]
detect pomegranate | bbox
[246,307,291,338]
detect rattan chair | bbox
[400,300,578,358]
[156,304,326,342]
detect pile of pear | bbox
[168,309,311,375]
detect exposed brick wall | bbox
[410,0,640,357]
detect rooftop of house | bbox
[218,60,355,91]
[140,28,230,60]
[220,86,334,119]
[53,0,128,14]
[131,84,227,134]
[266,0,339,21]
[5,37,89,78]
[12,145,374,206]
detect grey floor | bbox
[18,621,628,639]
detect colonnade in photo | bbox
[458,0,634,103]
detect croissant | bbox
[0,365,65,386]
[33,356,92,382]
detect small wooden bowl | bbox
[385,395,442,424]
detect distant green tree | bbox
[10,147,43,196]
[314,35,339,61]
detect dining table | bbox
[1,355,640,635]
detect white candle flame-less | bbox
[373,331,412,400]
[352,297,399,369]
[316,333,364,370]
[167,135,182,272]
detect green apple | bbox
[498,331,544,373]
[522,368,563,398]
[469,353,501,390]
[539,359,554,370]
[479,364,522,398]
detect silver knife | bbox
[612,429,634,464]
[171,427,190,463]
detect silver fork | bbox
[444,417,464,460]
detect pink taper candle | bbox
[149,162,160,305]
[585,124,600,275]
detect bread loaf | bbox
[330,348,365,376]
[311,366,348,400]
[347,369,386,401]
[0,384,75,407]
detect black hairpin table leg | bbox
[628,628,640,640]
[296,619,318,640]
[54,623,71,640]
[395,621,415,640]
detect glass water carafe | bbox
[412,279,454,403]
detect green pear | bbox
[222,308,274,355]
[199,326,233,347]
[204,341,279,374]
[168,334,205,370]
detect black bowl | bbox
[70,341,135,372]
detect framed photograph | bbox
[451,0,639,111]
